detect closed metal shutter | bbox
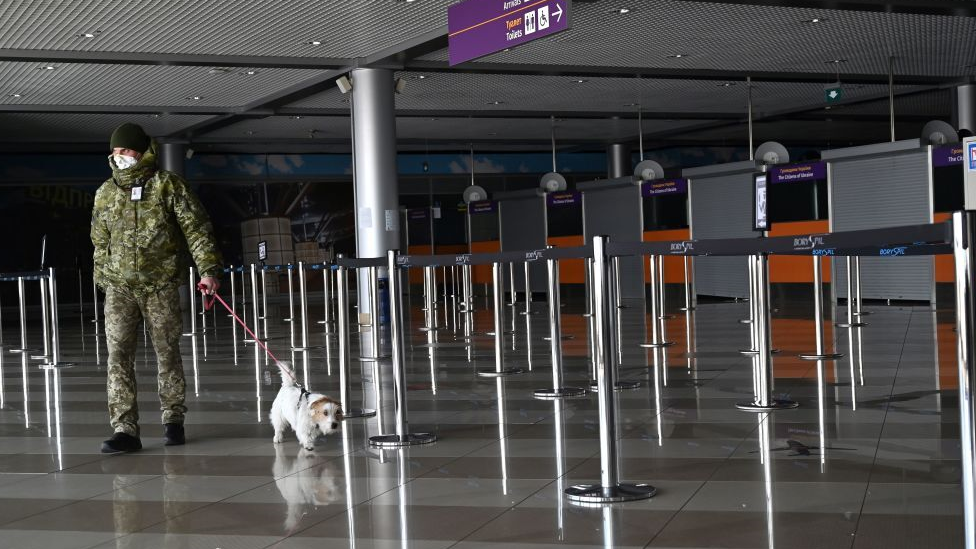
[582,185,644,299]
[687,170,757,299]
[827,144,933,302]
[499,196,547,293]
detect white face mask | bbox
[113,154,139,170]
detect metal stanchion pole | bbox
[230,267,238,365]
[736,253,798,412]
[508,262,517,307]
[286,265,296,349]
[420,266,434,332]
[658,256,673,320]
[41,269,71,368]
[800,256,843,361]
[740,258,760,355]
[853,256,871,316]
[837,256,866,328]
[640,255,673,349]
[33,276,51,360]
[369,251,437,448]
[10,277,32,354]
[524,261,533,307]
[565,235,655,504]
[583,257,594,318]
[951,211,976,549]
[612,256,627,309]
[680,256,695,312]
[92,273,100,336]
[182,267,198,337]
[260,266,269,340]
[294,262,314,351]
[243,264,262,344]
[479,262,524,378]
[536,256,585,398]
[337,263,375,420]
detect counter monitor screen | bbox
[753,173,769,232]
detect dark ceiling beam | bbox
[401,59,952,86]
[0,48,349,69]
[0,104,266,114]
[672,0,976,16]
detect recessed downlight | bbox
[9,93,22,98]
[208,67,231,74]
[78,31,100,38]
[718,82,736,87]
[573,79,588,84]
[38,65,56,70]
[290,115,303,120]
[614,8,631,14]
[186,96,203,100]
[243,70,258,76]
[667,54,688,59]
[825,58,848,64]
[486,100,504,105]
[803,17,827,24]
[307,40,322,46]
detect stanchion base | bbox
[292,346,326,351]
[735,399,799,412]
[519,310,541,316]
[738,319,753,325]
[477,367,524,378]
[799,352,844,361]
[418,327,444,332]
[30,353,51,360]
[564,483,657,504]
[368,432,437,448]
[741,348,780,354]
[181,331,203,337]
[616,305,630,309]
[853,311,872,316]
[679,307,696,312]
[39,362,75,370]
[542,335,575,341]
[357,355,390,362]
[534,387,588,399]
[485,331,515,336]
[315,320,335,325]
[582,313,594,318]
[283,318,293,323]
[836,322,867,328]
[659,315,676,320]
[8,348,36,354]
[639,341,675,349]
[343,407,377,419]
[589,380,642,391]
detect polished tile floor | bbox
[0,283,964,549]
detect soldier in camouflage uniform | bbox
[91,123,223,453]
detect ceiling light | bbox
[186,96,202,100]
[667,54,687,59]
[429,117,439,121]
[78,31,99,38]
[486,100,504,105]
[417,75,427,79]
[9,93,22,98]
[149,113,161,119]
[290,115,303,119]
[243,70,258,76]
[803,17,826,24]
[208,67,231,74]
[623,102,639,107]
[39,65,55,70]
[718,82,736,87]
[573,79,588,84]
[825,58,847,64]
[308,40,322,46]
[615,8,631,14]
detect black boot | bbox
[164,423,185,446]
[101,432,142,454]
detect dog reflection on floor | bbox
[273,445,342,531]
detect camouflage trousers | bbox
[105,284,186,436]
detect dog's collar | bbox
[298,386,311,408]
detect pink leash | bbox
[199,284,304,388]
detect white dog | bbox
[270,362,343,450]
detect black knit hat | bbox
[110,123,150,153]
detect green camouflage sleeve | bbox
[90,185,111,290]
[168,174,223,279]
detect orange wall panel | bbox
[767,220,832,283]
[934,213,954,283]
[547,235,586,284]
[470,240,500,285]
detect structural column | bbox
[954,84,976,133]
[351,68,401,320]
[159,142,187,176]
[607,143,631,179]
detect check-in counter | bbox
[578,176,644,299]
[496,189,547,293]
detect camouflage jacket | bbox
[91,143,222,292]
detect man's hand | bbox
[198,276,220,295]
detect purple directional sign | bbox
[448,0,571,66]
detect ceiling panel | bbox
[0,0,451,59]
[0,62,328,107]
[289,71,913,115]
[0,113,212,142]
[676,119,927,146]
[419,0,976,77]
[823,88,953,118]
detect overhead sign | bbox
[546,190,581,207]
[825,87,843,103]
[408,208,429,221]
[641,178,687,198]
[448,0,571,66]
[769,162,826,184]
[753,174,769,232]
[933,145,964,168]
[468,200,497,215]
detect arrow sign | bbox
[824,82,843,103]
[448,0,572,66]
